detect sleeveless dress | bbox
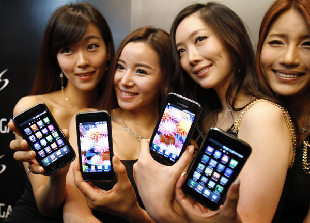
[226,99,309,222]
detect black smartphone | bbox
[13,103,76,175]
[76,110,115,182]
[149,92,201,165]
[182,128,252,210]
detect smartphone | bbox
[182,128,252,210]
[76,110,115,182]
[13,103,76,175]
[149,92,201,165]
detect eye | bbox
[136,69,147,75]
[60,47,72,54]
[195,36,207,44]
[301,41,310,47]
[88,43,99,51]
[268,40,284,46]
[116,63,125,70]
[177,48,185,57]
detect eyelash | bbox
[268,40,283,46]
[88,43,99,50]
[136,69,147,75]
[195,36,207,44]
[116,64,125,70]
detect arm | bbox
[10,97,68,216]
[63,112,102,223]
[133,139,195,223]
[236,102,292,222]
[73,156,153,223]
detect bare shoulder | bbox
[242,100,287,125]
[13,95,43,116]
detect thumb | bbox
[221,179,240,218]
[174,145,195,173]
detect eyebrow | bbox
[84,35,101,41]
[268,33,310,39]
[118,59,153,70]
[176,28,207,48]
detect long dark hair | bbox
[170,2,267,113]
[99,26,173,112]
[31,3,114,97]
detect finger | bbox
[174,145,194,173]
[175,172,196,211]
[13,150,36,162]
[137,139,152,161]
[112,156,128,183]
[10,139,29,151]
[8,121,20,136]
[29,164,44,174]
[221,179,240,217]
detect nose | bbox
[119,70,134,87]
[280,45,300,67]
[188,47,201,66]
[76,51,90,68]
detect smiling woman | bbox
[6,3,114,223]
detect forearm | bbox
[34,173,67,216]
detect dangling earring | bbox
[60,72,65,91]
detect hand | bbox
[73,156,141,221]
[8,121,69,176]
[175,174,242,223]
[133,139,194,223]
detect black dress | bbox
[272,135,310,223]
[4,160,143,223]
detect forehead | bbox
[120,42,160,65]
[268,9,310,36]
[175,14,213,41]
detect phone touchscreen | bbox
[15,106,74,169]
[78,121,112,173]
[183,129,251,210]
[150,102,197,163]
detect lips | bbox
[76,71,96,77]
[119,88,138,97]
[273,69,305,79]
[193,64,212,77]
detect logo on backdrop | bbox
[0,69,9,91]
[0,155,6,175]
[0,118,11,134]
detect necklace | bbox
[302,139,310,174]
[214,107,234,129]
[112,116,145,142]
[299,111,310,135]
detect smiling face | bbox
[114,41,162,112]
[260,9,310,97]
[56,23,107,92]
[175,13,233,94]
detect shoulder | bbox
[13,95,43,116]
[241,99,287,126]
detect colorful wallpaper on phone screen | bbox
[151,104,195,161]
[79,122,111,172]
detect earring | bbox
[60,72,64,91]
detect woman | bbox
[69,26,173,222]
[256,0,310,221]
[134,2,296,223]
[6,3,114,222]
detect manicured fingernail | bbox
[181,172,186,177]
[188,146,194,153]
[234,178,240,185]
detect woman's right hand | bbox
[8,121,44,174]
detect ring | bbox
[27,164,32,175]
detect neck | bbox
[63,83,98,110]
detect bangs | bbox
[52,8,90,54]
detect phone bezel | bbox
[182,128,252,210]
[149,92,201,165]
[13,103,76,175]
[76,110,115,182]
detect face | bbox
[114,42,162,112]
[57,23,107,92]
[175,13,232,93]
[260,9,310,97]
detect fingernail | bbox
[234,178,240,185]
[188,146,194,154]
[181,172,186,177]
